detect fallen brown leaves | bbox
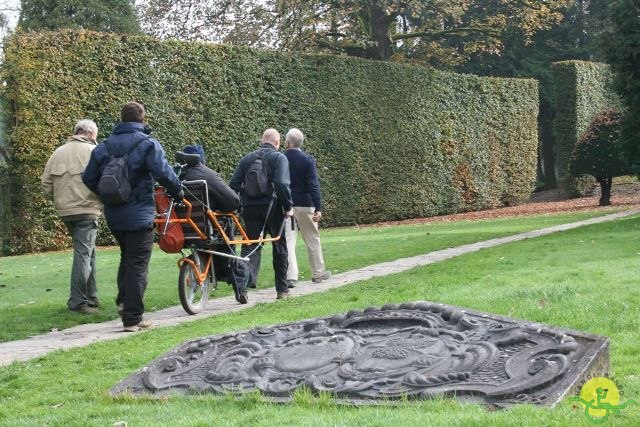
[363,183,640,227]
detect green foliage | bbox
[457,1,607,190]
[602,0,640,174]
[570,109,626,179]
[2,30,538,254]
[19,0,140,33]
[570,108,627,205]
[137,1,569,65]
[551,60,621,193]
[0,209,623,342]
[0,214,639,425]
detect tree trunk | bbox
[597,176,612,206]
[365,3,394,60]
[539,97,556,189]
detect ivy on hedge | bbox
[551,60,621,192]
[1,30,539,254]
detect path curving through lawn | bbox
[0,208,638,367]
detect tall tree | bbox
[0,1,21,40]
[136,0,271,43]
[570,109,627,206]
[19,0,141,33]
[265,0,572,63]
[136,1,570,64]
[456,1,605,189]
[602,0,640,173]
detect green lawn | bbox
[0,211,638,425]
[0,209,620,342]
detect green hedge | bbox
[551,61,621,191]
[1,30,539,254]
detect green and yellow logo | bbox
[570,377,637,423]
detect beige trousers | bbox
[285,206,326,281]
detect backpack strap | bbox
[254,147,271,160]
[250,147,273,175]
[126,135,148,156]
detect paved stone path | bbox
[1,208,637,367]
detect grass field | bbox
[0,210,638,425]
[0,209,622,342]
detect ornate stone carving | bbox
[111,302,609,406]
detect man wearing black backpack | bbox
[230,128,293,300]
[82,102,183,332]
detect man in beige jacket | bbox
[41,119,103,314]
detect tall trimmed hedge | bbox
[1,30,539,254]
[552,61,621,188]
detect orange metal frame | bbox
[177,254,212,286]
[154,197,281,286]
[154,198,281,245]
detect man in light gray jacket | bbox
[41,119,103,314]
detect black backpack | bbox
[97,136,147,206]
[243,149,272,198]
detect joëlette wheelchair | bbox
[154,151,281,315]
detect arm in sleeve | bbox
[40,157,54,198]
[146,139,182,196]
[81,148,102,195]
[272,153,293,211]
[307,157,322,212]
[228,159,245,193]
[205,169,240,212]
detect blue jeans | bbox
[64,218,98,310]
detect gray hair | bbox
[285,128,304,148]
[74,119,98,136]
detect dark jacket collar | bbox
[259,143,277,150]
[112,122,149,135]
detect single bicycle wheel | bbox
[178,253,210,315]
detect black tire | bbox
[178,254,210,315]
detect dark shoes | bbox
[87,298,101,308]
[123,319,153,332]
[276,291,290,300]
[311,271,331,283]
[236,292,248,304]
[248,283,257,289]
[287,280,296,289]
[69,305,99,315]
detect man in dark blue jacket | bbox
[229,129,293,300]
[82,102,183,332]
[284,128,331,286]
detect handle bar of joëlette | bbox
[154,197,282,247]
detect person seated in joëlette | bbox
[177,144,248,304]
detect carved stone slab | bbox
[111,302,609,406]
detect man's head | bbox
[121,101,145,123]
[74,119,98,142]
[285,128,304,149]
[261,128,281,149]
[182,144,206,164]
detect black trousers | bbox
[237,204,288,293]
[112,228,154,326]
